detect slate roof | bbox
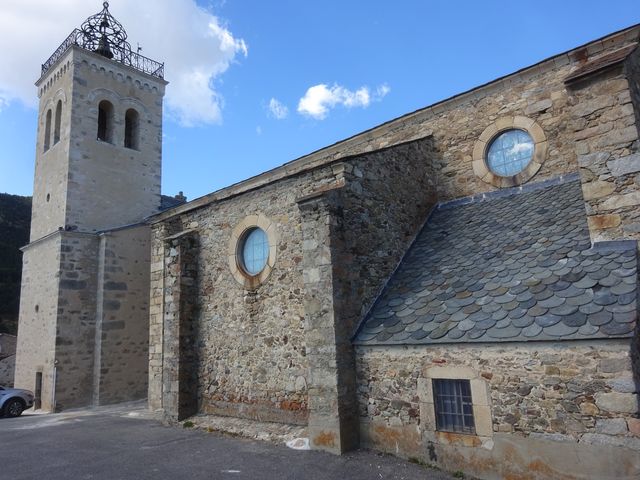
[354,180,638,345]
[160,194,186,211]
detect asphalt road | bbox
[0,408,454,480]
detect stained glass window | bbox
[433,379,476,434]
[486,129,534,177]
[241,228,269,275]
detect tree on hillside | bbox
[0,194,32,335]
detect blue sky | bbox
[1,1,639,200]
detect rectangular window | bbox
[433,379,475,434]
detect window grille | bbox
[432,379,475,434]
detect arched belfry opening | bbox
[54,100,62,144]
[43,109,52,152]
[97,100,114,143]
[124,108,139,150]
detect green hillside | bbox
[0,193,31,335]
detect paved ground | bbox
[1,406,454,480]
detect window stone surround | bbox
[418,365,493,443]
[472,116,548,188]
[227,213,278,289]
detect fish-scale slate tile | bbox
[354,180,638,345]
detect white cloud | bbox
[0,0,247,126]
[297,83,389,120]
[510,142,534,155]
[268,98,288,120]
[256,125,262,135]
[376,84,391,99]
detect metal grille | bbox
[41,29,164,80]
[432,379,475,434]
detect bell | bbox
[95,34,114,59]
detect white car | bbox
[0,385,34,417]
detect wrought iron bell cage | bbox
[41,2,164,79]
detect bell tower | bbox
[15,2,167,411]
[30,1,167,239]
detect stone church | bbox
[13,3,640,479]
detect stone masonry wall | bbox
[148,218,183,411]
[148,222,169,411]
[188,168,335,424]
[0,334,16,386]
[146,29,640,469]
[0,354,15,387]
[53,232,100,410]
[14,235,62,411]
[19,45,165,412]
[64,48,165,233]
[628,46,640,139]
[339,138,438,332]
[31,47,165,240]
[160,231,200,420]
[150,138,439,427]
[149,166,343,423]
[30,60,72,241]
[420,61,581,201]
[356,341,640,479]
[571,51,640,242]
[298,191,347,449]
[176,233,200,420]
[295,138,438,452]
[95,225,151,405]
[16,227,151,411]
